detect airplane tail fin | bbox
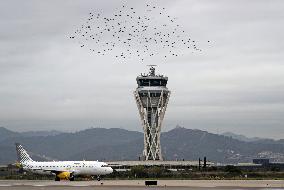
[15,143,34,163]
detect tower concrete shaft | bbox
[134,66,170,160]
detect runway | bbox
[0,180,284,189]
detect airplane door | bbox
[66,165,72,171]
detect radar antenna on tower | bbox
[147,65,157,76]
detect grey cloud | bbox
[0,0,283,139]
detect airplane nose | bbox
[109,167,113,174]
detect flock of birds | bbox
[69,4,210,63]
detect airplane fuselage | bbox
[22,160,113,176]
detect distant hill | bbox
[222,131,284,145]
[162,127,284,163]
[222,132,263,142]
[0,127,283,164]
[0,128,142,162]
[0,127,21,142]
[21,130,62,137]
[0,145,17,164]
[0,127,62,140]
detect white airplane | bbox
[15,143,113,181]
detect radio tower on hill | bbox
[134,66,171,160]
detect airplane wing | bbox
[32,168,74,180]
[25,166,73,175]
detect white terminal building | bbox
[134,66,170,161]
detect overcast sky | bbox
[0,0,283,139]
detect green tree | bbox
[130,165,147,178]
[148,166,164,178]
[224,165,242,175]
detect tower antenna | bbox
[147,65,157,76]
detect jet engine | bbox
[14,161,24,174]
[55,171,74,181]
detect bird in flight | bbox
[69,3,210,63]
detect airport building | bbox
[106,160,213,171]
[134,66,170,161]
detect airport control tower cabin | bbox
[134,66,171,161]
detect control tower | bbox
[134,66,171,160]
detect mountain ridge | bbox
[0,126,283,164]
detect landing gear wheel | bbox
[97,176,101,181]
[69,176,75,181]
